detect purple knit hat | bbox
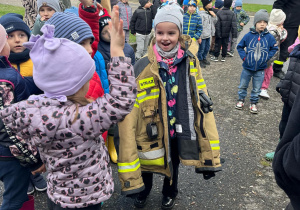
[24,24,95,101]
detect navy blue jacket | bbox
[237,28,278,71]
[97,40,135,68]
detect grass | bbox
[129,33,136,43]
[242,4,272,14]
[0,4,25,17]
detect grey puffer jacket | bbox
[198,9,217,39]
[0,57,137,208]
[117,1,133,30]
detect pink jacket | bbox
[0,57,137,208]
[288,37,300,53]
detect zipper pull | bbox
[258,36,261,41]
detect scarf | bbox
[8,48,30,64]
[155,43,179,59]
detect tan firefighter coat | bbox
[117,35,222,195]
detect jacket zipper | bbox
[254,34,261,71]
[187,13,192,35]
[125,4,129,30]
[145,9,147,34]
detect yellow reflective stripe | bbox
[140,157,164,166]
[136,89,160,104]
[134,99,139,108]
[137,88,159,97]
[197,79,206,89]
[274,60,284,65]
[191,68,198,73]
[210,140,220,150]
[117,158,140,173]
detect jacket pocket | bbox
[136,139,165,166]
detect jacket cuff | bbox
[28,157,44,172]
[121,185,145,195]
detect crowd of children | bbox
[1,0,299,209]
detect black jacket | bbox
[273,86,300,209]
[276,44,300,108]
[273,0,300,28]
[215,7,237,38]
[130,6,154,35]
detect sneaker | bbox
[161,196,176,210]
[134,195,148,208]
[27,181,35,195]
[202,59,210,65]
[31,173,47,192]
[200,60,206,68]
[249,103,258,114]
[227,51,234,57]
[273,71,285,79]
[235,100,244,110]
[221,57,226,62]
[259,89,270,100]
[211,56,218,62]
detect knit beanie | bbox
[37,0,62,12]
[46,12,94,44]
[139,0,148,7]
[188,0,197,7]
[0,25,7,53]
[254,9,269,26]
[99,8,111,35]
[0,13,31,38]
[23,24,95,99]
[214,0,224,8]
[234,0,242,7]
[269,9,286,26]
[201,0,212,8]
[154,2,184,33]
[223,0,232,8]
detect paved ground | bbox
[0,2,291,210]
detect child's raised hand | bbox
[109,5,125,57]
[79,0,94,7]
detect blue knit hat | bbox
[214,0,224,8]
[235,0,242,7]
[46,12,94,44]
[0,13,30,38]
[188,0,197,7]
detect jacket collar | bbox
[0,56,11,68]
[250,27,269,36]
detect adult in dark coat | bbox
[272,0,300,79]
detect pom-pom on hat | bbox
[99,8,111,35]
[24,24,95,101]
[37,0,62,12]
[46,12,94,44]
[154,2,184,33]
[269,9,286,26]
[0,13,31,38]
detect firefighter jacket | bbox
[117,35,222,195]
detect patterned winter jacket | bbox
[0,57,137,208]
[117,1,133,30]
[117,35,222,195]
[237,28,278,71]
[234,8,249,32]
[183,11,203,40]
[21,0,37,30]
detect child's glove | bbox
[199,90,213,113]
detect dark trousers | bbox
[0,145,31,210]
[214,37,229,58]
[139,138,180,199]
[273,27,299,73]
[47,197,102,210]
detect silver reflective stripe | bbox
[137,91,159,101]
[117,160,140,170]
[138,148,165,159]
[211,143,219,147]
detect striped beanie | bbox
[46,12,94,44]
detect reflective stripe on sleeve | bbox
[140,157,165,166]
[197,79,206,89]
[210,140,220,150]
[117,158,140,173]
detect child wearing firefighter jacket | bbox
[117,2,222,209]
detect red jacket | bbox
[79,4,104,100]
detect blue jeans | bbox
[198,38,211,61]
[238,69,265,104]
[0,145,31,210]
